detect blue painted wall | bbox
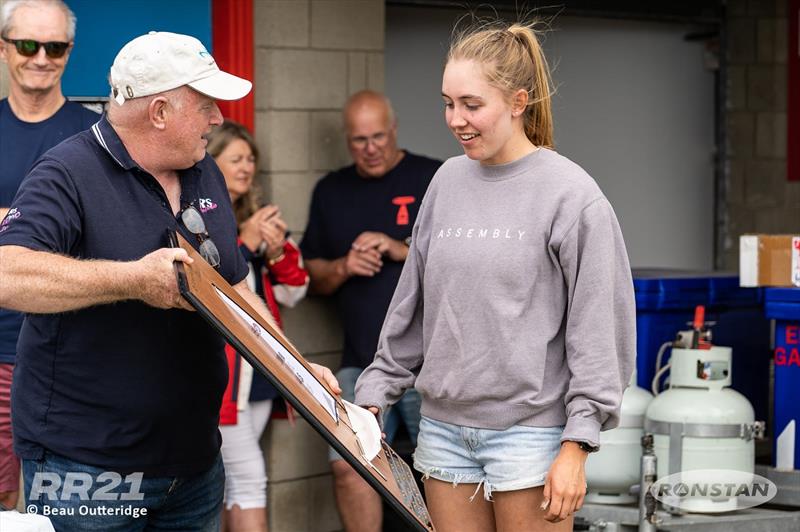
[62,0,212,98]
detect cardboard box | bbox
[740,234,800,287]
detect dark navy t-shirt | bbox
[0,99,99,364]
[0,116,248,475]
[301,152,440,369]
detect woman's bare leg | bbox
[424,478,495,532]
[493,486,572,532]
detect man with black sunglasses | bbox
[0,31,340,530]
[0,0,97,511]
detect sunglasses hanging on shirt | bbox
[180,204,221,269]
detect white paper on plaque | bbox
[213,286,338,422]
[342,400,382,461]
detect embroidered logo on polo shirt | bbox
[392,196,415,225]
[198,198,218,213]
[0,208,20,233]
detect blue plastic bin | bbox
[765,287,800,469]
[633,269,771,422]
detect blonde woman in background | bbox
[355,19,636,531]
[207,120,309,532]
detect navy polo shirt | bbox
[0,99,99,364]
[301,152,441,369]
[0,116,248,476]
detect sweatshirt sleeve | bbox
[354,220,426,419]
[557,197,636,447]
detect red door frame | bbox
[212,0,254,133]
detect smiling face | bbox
[0,4,72,96]
[442,59,530,166]
[216,138,256,202]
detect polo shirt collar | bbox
[91,115,138,171]
[91,114,204,196]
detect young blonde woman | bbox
[355,20,636,531]
[207,120,309,532]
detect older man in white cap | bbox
[0,32,338,530]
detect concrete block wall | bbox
[722,0,800,269]
[252,2,385,531]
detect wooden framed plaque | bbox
[169,232,434,531]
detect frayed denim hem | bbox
[414,465,494,501]
[490,472,548,493]
[415,464,549,502]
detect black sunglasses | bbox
[2,37,70,58]
[180,205,221,268]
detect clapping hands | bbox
[239,204,288,259]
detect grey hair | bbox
[1,0,76,41]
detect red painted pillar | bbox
[212,0,255,132]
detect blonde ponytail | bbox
[448,20,555,148]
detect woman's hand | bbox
[309,362,341,395]
[258,204,288,261]
[542,441,588,522]
[239,207,271,252]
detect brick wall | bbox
[723,0,800,268]
[252,2,385,531]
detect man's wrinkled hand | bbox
[131,247,194,310]
[342,247,382,277]
[352,231,406,262]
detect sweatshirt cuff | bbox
[561,416,602,448]
[354,392,388,430]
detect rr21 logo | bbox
[29,472,145,501]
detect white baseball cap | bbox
[110,31,252,105]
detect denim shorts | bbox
[413,416,563,500]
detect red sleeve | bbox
[267,240,308,286]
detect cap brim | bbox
[188,70,252,101]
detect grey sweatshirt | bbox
[354,148,636,447]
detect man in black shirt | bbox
[301,90,441,532]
